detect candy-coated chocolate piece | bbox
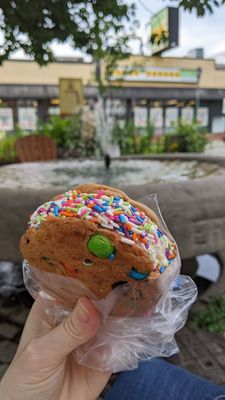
[128,267,148,280]
[108,253,115,260]
[87,234,114,258]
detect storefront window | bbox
[134,106,148,128]
[105,99,126,129]
[165,107,179,131]
[197,107,209,127]
[150,107,163,135]
[48,106,60,116]
[18,107,37,130]
[181,107,194,124]
[0,107,14,131]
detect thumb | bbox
[38,296,102,364]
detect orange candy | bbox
[87,202,95,208]
[132,232,137,241]
[169,253,176,259]
[60,211,76,217]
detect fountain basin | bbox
[0,156,225,189]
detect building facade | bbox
[0,55,225,133]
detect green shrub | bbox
[164,120,208,153]
[0,129,25,162]
[191,296,225,335]
[41,115,81,149]
[138,123,154,154]
[112,121,155,155]
[112,120,135,155]
[41,115,100,156]
[0,134,17,162]
[79,136,101,157]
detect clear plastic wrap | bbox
[23,194,198,373]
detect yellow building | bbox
[0,55,225,133]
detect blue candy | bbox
[119,214,126,223]
[128,267,148,280]
[159,266,165,273]
[94,205,103,212]
[54,206,59,216]
[157,229,163,238]
[108,253,115,261]
[136,215,144,223]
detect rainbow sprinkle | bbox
[28,189,176,272]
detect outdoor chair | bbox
[15,134,57,162]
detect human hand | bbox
[0,297,111,400]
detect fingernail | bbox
[76,298,90,323]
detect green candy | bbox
[87,234,114,258]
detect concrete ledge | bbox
[118,153,225,166]
[0,188,60,262]
[125,176,225,259]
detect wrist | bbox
[0,377,12,400]
[0,386,7,400]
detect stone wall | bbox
[125,175,225,260]
[1,175,225,263]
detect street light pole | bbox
[195,67,202,121]
[95,59,111,161]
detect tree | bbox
[0,0,224,66]
[0,0,136,65]
[172,0,225,16]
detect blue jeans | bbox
[105,359,225,400]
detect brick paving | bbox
[169,327,225,386]
[0,298,30,377]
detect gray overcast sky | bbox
[10,0,225,61]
